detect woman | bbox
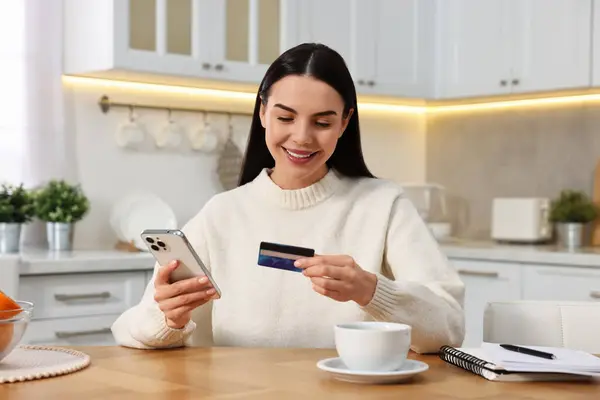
[111,43,465,354]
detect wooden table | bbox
[1,346,599,399]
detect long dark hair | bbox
[237,43,375,186]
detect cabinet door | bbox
[434,0,512,99]
[511,0,592,93]
[115,0,215,79]
[523,265,600,301]
[593,1,600,85]
[450,259,522,347]
[295,0,353,70]
[208,0,283,83]
[364,0,435,98]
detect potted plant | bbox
[549,190,599,248]
[0,184,35,253]
[33,180,90,251]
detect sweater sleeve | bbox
[111,208,215,349]
[361,195,466,354]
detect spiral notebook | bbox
[439,343,600,382]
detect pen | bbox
[500,344,556,360]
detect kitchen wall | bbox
[64,80,426,250]
[426,101,600,239]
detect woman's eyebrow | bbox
[274,103,337,117]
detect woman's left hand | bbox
[295,255,377,306]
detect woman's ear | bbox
[340,108,354,137]
[259,99,266,128]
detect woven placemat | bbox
[0,345,91,384]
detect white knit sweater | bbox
[111,168,465,353]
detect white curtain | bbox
[0,0,78,246]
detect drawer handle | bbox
[55,327,112,339]
[54,292,111,301]
[457,269,499,278]
[590,291,600,299]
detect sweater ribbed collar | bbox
[249,168,343,210]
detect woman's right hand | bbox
[153,260,216,329]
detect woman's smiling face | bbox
[259,74,353,188]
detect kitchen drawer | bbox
[19,271,146,320]
[449,259,522,347]
[523,265,600,301]
[21,314,120,346]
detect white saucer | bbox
[316,357,429,384]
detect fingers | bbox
[295,254,355,269]
[310,276,347,292]
[154,260,180,286]
[155,276,213,302]
[302,264,346,280]
[311,282,346,302]
[158,287,216,313]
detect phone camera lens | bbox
[151,244,160,251]
[145,237,155,244]
[157,241,166,248]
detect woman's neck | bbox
[268,166,329,190]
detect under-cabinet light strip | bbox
[63,75,600,115]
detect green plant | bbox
[549,190,599,224]
[0,183,35,223]
[33,180,90,223]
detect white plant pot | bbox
[46,222,74,251]
[0,223,22,253]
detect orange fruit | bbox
[0,291,21,320]
[0,324,14,354]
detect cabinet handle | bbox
[500,80,507,86]
[457,269,499,278]
[202,63,211,70]
[512,79,519,85]
[54,292,111,301]
[215,64,224,71]
[367,80,375,86]
[590,290,600,299]
[55,327,112,339]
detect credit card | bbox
[257,242,315,273]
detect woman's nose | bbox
[290,122,312,145]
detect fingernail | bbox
[198,277,208,283]
[206,288,216,295]
[170,260,178,267]
[294,260,302,267]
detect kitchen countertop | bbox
[1,239,600,276]
[440,238,600,268]
[0,248,154,275]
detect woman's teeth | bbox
[285,149,314,159]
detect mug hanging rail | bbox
[98,95,253,116]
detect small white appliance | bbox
[491,197,551,243]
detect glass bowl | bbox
[0,301,34,362]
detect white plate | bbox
[316,357,429,384]
[111,193,177,250]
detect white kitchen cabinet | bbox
[522,265,600,302]
[592,0,600,85]
[292,0,435,98]
[435,0,592,99]
[63,0,291,85]
[22,314,121,346]
[449,259,522,347]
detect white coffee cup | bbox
[334,321,411,372]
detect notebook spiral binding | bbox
[439,345,493,376]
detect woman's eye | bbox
[277,116,293,122]
[316,121,331,128]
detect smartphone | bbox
[140,229,221,298]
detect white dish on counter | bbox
[110,193,177,250]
